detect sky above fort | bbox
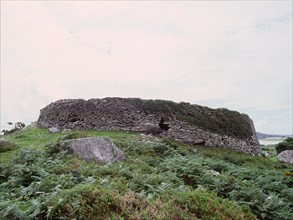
[1,1,292,135]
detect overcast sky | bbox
[1,1,292,135]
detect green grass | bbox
[0,128,63,163]
[0,128,138,163]
[196,146,276,169]
[3,128,63,148]
[0,140,19,162]
[261,144,283,163]
[1,127,292,219]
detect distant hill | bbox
[256,132,291,139]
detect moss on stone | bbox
[131,98,253,140]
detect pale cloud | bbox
[1,1,292,134]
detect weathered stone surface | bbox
[49,127,59,133]
[37,98,261,155]
[193,139,205,145]
[61,137,125,163]
[62,129,71,133]
[278,150,293,164]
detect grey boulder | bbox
[61,137,125,163]
[278,150,293,164]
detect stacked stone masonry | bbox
[37,98,261,155]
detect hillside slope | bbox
[1,127,292,219]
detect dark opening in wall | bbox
[159,117,170,131]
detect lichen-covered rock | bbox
[61,137,125,163]
[278,150,293,164]
[37,97,260,155]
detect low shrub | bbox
[60,131,88,141]
[45,142,64,155]
[0,140,18,152]
[276,138,293,154]
[171,190,257,220]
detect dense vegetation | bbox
[276,137,293,154]
[1,126,292,219]
[131,98,253,139]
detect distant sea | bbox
[258,137,286,146]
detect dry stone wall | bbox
[37,97,261,155]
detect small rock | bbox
[193,139,205,145]
[62,129,71,133]
[210,170,220,176]
[49,127,59,133]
